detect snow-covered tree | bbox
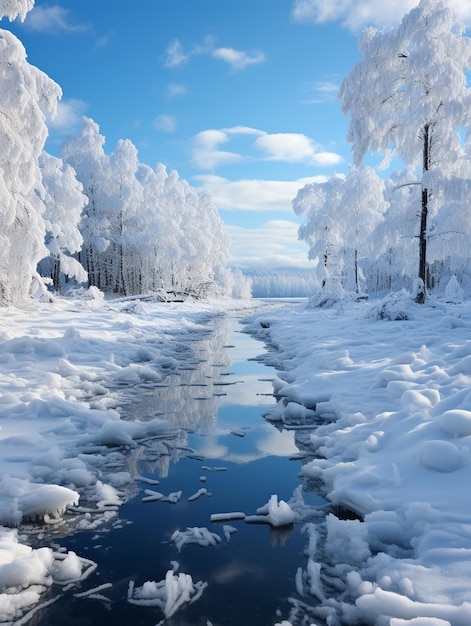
[0,1,62,305]
[0,0,34,22]
[339,0,471,302]
[293,174,346,302]
[135,161,182,293]
[62,119,232,299]
[105,139,143,295]
[38,152,87,293]
[61,117,111,291]
[341,166,387,294]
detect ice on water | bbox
[0,297,253,618]
[171,527,222,551]
[245,494,295,527]
[1,288,471,624]
[128,568,207,618]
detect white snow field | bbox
[0,292,258,622]
[2,290,471,625]
[247,291,471,625]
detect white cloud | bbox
[211,47,266,71]
[222,125,266,137]
[303,79,340,104]
[153,114,177,132]
[225,220,313,269]
[46,98,87,132]
[163,39,189,68]
[192,126,342,170]
[92,34,111,52]
[195,174,327,212]
[291,0,471,31]
[23,5,88,33]
[192,130,243,169]
[255,133,343,166]
[162,36,214,68]
[163,36,266,71]
[167,82,187,98]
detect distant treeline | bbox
[240,267,317,298]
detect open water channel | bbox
[35,307,326,625]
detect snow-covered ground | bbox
[246,291,471,626]
[2,290,471,625]
[0,291,259,623]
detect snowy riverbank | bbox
[0,293,262,623]
[247,292,471,625]
[2,291,471,625]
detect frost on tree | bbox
[339,0,471,302]
[294,168,385,302]
[341,167,386,295]
[61,118,112,292]
[63,118,231,299]
[293,175,346,305]
[38,152,88,293]
[0,23,61,305]
[0,0,34,22]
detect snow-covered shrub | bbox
[368,289,413,321]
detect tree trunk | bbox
[354,248,359,294]
[52,255,61,293]
[416,123,430,304]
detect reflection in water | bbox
[34,309,325,626]
[119,314,294,470]
[120,315,233,431]
[211,559,265,584]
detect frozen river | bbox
[34,309,325,625]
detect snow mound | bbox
[419,440,462,473]
[439,410,471,438]
[127,569,207,618]
[0,477,79,526]
[0,529,95,622]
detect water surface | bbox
[37,311,324,625]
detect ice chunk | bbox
[142,490,181,504]
[171,527,222,551]
[166,491,182,504]
[419,440,462,473]
[128,569,207,618]
[188,488,211,501]
[50,552,96,585]
[0,529,53,590]
[142,489,164,503]
[245,495,295,527]
[95,480,121,507]
[50,551,83,583]
[223,525,237,541]
[74,583,112,598]
[210,512,246,522]
[306,558,325,601]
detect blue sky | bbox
[4,0,471,268]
